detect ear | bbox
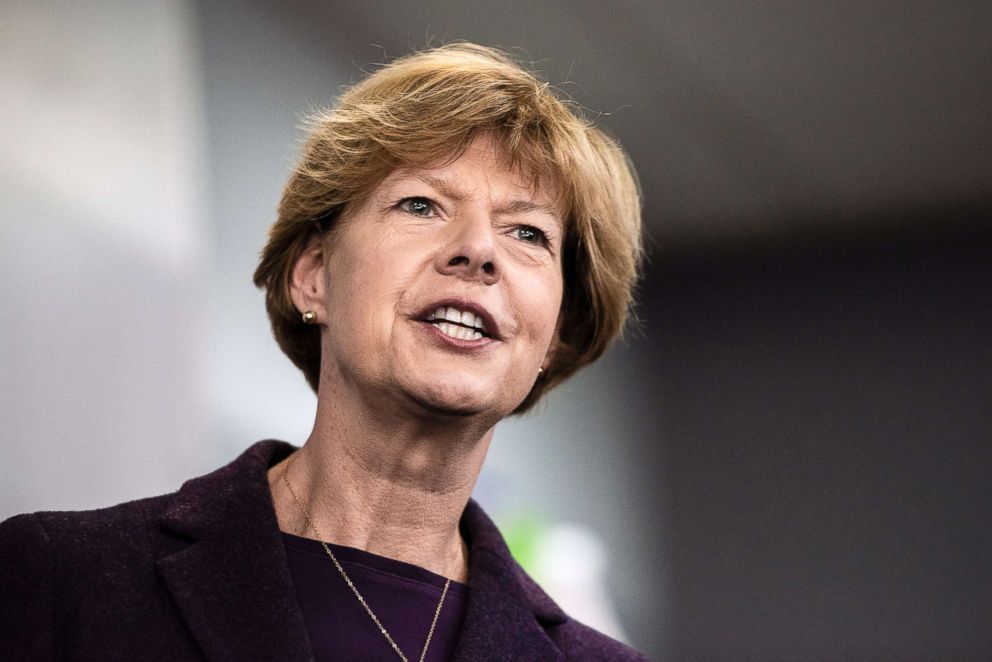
[289,234,326,323]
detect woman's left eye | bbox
[511,225,548,245]
[398,197,436,217]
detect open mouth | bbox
[425,306,490,341]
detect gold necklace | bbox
[280,460,451,662]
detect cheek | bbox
[327,236,423,338]
[524,271,564,345]
[323,245,380,344]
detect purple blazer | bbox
[0,441,648,661]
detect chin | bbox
[404,375,508,420]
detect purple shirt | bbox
[282,532,469,661]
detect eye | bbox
[398,197,436,218]
[511,225,548,246]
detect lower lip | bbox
[417,321,496,349]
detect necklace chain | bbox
[280,459,451,662]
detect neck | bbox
[268,386,494,583]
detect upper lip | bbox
[416,298,503,340]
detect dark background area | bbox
[635,221,991,658]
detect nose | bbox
[434,209,501,285]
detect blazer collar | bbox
[454,500,567,661]
[155,440,568,661]
[156,440,313,662]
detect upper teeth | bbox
[428,306,487,340]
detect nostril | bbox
[448,256,468,267]
[482,261,495,275]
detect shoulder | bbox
[0,513,56,658]
[0,440,295,577]
[554,618,651,661]
[0,492,177,606]
[2,492,172,555]
[0,440,293,554]
[0,441,295,659]
[0,498,163,593]
[0,496,172,660]
[514,563,651,661]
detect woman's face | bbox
[306,135,564,421]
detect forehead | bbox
[381,135,562,209]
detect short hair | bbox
[254,43,642,414]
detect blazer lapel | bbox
[453,501,566,661]
[155,441,313,662]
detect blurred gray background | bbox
[2,1,990,659]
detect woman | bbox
[0,44,645,661]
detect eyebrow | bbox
[411,173,466,202]
[497,199,560,219]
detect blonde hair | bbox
[254,43,642,413]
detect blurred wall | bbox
[643,226,991,659]
[0,1,213,511]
